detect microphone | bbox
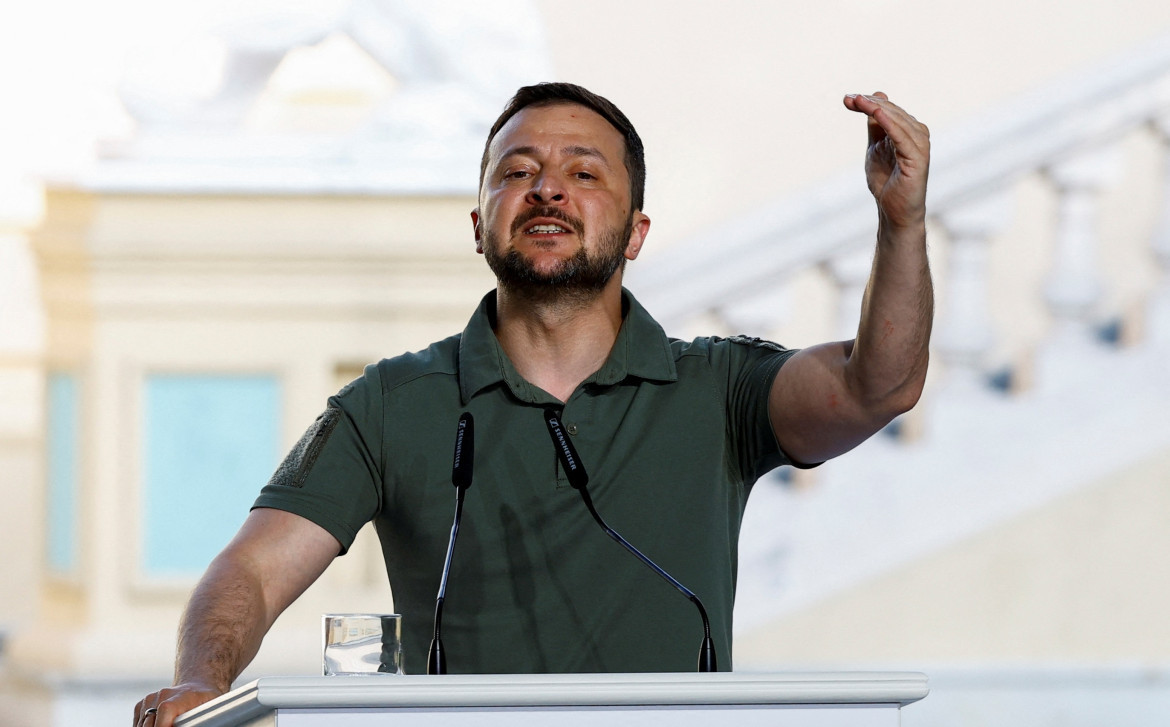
[542,409,717,672]
[428,412,475,674]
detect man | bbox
[134,82,930,726]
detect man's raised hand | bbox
[843,92,930,231]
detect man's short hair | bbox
[479,82,646,212]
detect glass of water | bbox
[322,614,403,675]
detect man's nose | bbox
[526,172,566,205]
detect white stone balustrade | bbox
[631,31,1170,408]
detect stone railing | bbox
[630,32,1170,396]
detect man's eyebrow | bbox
[561,145,610,164]
[498,145,613,165]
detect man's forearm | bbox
[847,216,933,417]
[137,509,339,726]
[173,556,272,693]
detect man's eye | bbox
[574,171,595,180]
[505,170,530,180]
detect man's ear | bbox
[471,208,484,254]
[623,212,651,261]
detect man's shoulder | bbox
[670,334,792,359]
[376,333,463,392]
[664,334,796,391]
[336,333,462,400]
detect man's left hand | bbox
[843,92,930,230]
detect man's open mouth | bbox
[525,223,571,234]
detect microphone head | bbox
[451,412,474,489]
[543,409,588,489]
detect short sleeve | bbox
[713,335,801,484]
[252,364,384,554]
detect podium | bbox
[174,672,929,726]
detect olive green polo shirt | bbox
[255,289,797,675]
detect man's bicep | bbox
[768,340,887,465]
[218,507,341,620]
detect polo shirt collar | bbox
[457,288,678,405]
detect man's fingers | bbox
[134,684,222,727]
[845,93,929,155]
[867,107,888,150]
[875,109,929,167]
[133,696,174,727]
[872,97,929,151]
[153,700,177,727]
[868,103,920,146]
[845,93,894,149]
[134,695,157,726]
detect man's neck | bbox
[493,279,625,404]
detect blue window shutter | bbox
[47,372,79,574]
[142,375,280,577]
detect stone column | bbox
[0,220,47,637]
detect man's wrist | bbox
[172,675,230,697]
[876,210,927,245]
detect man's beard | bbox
[482,212,633,303]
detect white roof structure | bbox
[80,0,552,195]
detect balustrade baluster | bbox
[1042,147,1122,345]
[934,192,1012,391]
[826,246,873,342]
[1147,111,1170,343]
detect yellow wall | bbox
[737,445,1170,666]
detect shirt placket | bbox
[552,391,595,491]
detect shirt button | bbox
[567,424,579,436]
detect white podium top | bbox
[175,672,929,727]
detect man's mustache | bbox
[510,207,582,236]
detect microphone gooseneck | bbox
[428,412,475,675]
[542,409,717,672]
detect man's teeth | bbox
[527,224,568,234]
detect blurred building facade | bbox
[0,3,544,724]
[1,2,1169,725]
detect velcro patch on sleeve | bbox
[725,334,789,352]
[267,407,343,489]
